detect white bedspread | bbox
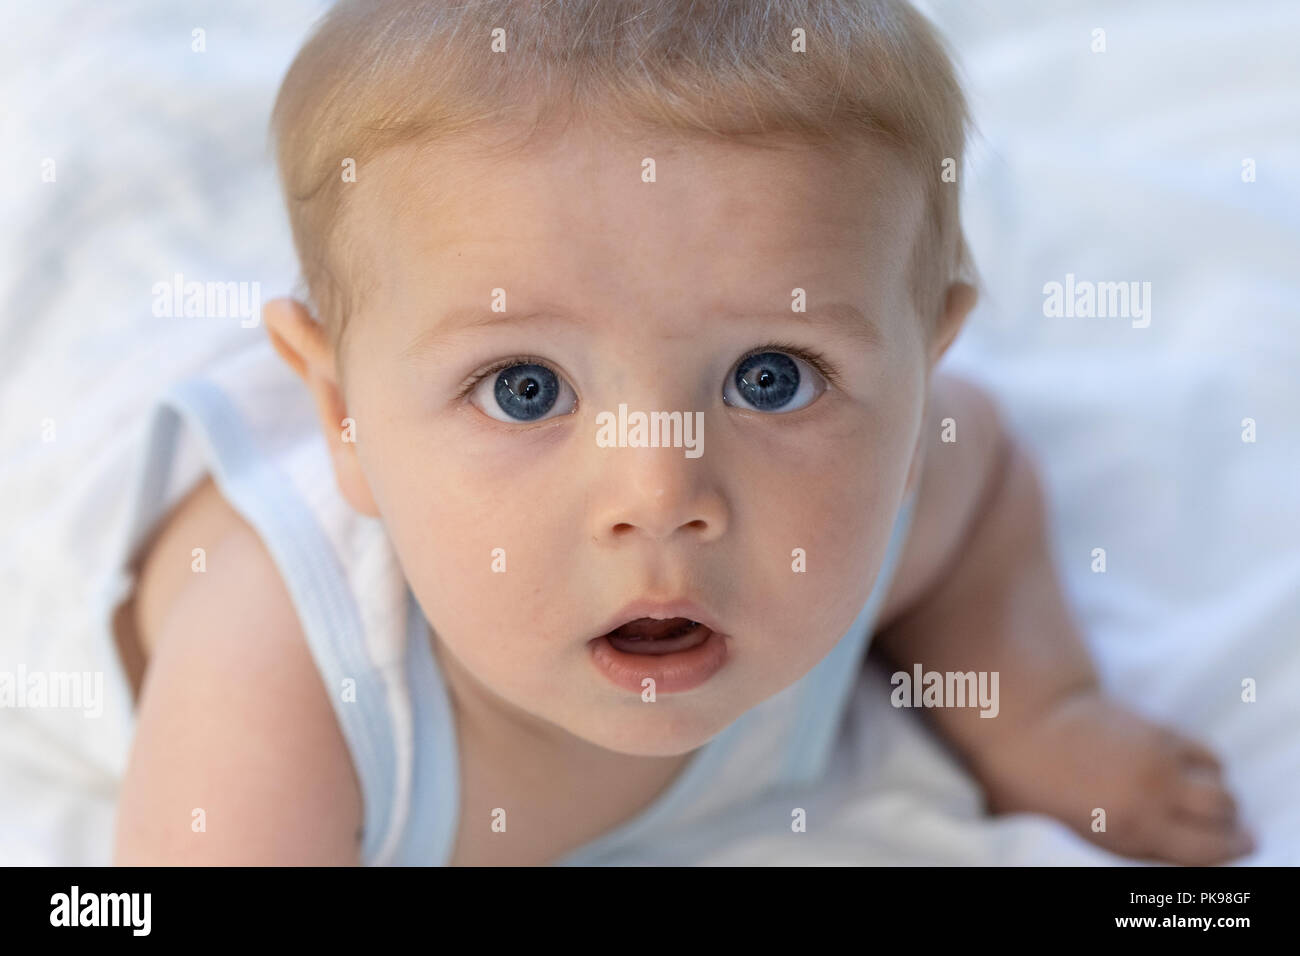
[2,0,1296,865]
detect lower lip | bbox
[589,626,729,694]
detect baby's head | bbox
[265,0,977,756]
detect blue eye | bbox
[723,350,826,413]
[470,361,577,422]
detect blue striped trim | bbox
[395,587,460,866]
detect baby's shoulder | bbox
[876,373,1009,628]
[128,474,257,661]
[114,473,364,864]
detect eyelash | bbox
[455,353,556,399]
[741,341,842,387]
[454,342,842,400]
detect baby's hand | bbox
[974,689,1255,865]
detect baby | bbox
[111,0,1253,865]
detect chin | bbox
[568,704,736,759]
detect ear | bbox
[927,281,978,366]
[263,297,380,518]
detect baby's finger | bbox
[1176,736,1224,770]
[1155,816,1255,866]
[1172,764,1238,824]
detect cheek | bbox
[769,464,887,632]
[738,411,911,665]
[354,425,574,668]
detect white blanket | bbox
[2,0,1296,865]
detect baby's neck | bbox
[428,631,694,863]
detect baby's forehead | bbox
[349,126,924,304]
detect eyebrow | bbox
[402,300,883,358]
[403,309,578,359]
[718,301,885,351]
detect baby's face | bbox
[338,123,931,756]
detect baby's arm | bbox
[873,375,1253,864]
[113,478,364,865]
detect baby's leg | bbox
[874,433,1253,865]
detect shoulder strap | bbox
[126,373,412,865]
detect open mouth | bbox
[603,617,712,655]
[589,608,731,693]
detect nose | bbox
[588,443,728,545]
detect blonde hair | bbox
[270,0,974,353]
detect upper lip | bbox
[591,598,727,643]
